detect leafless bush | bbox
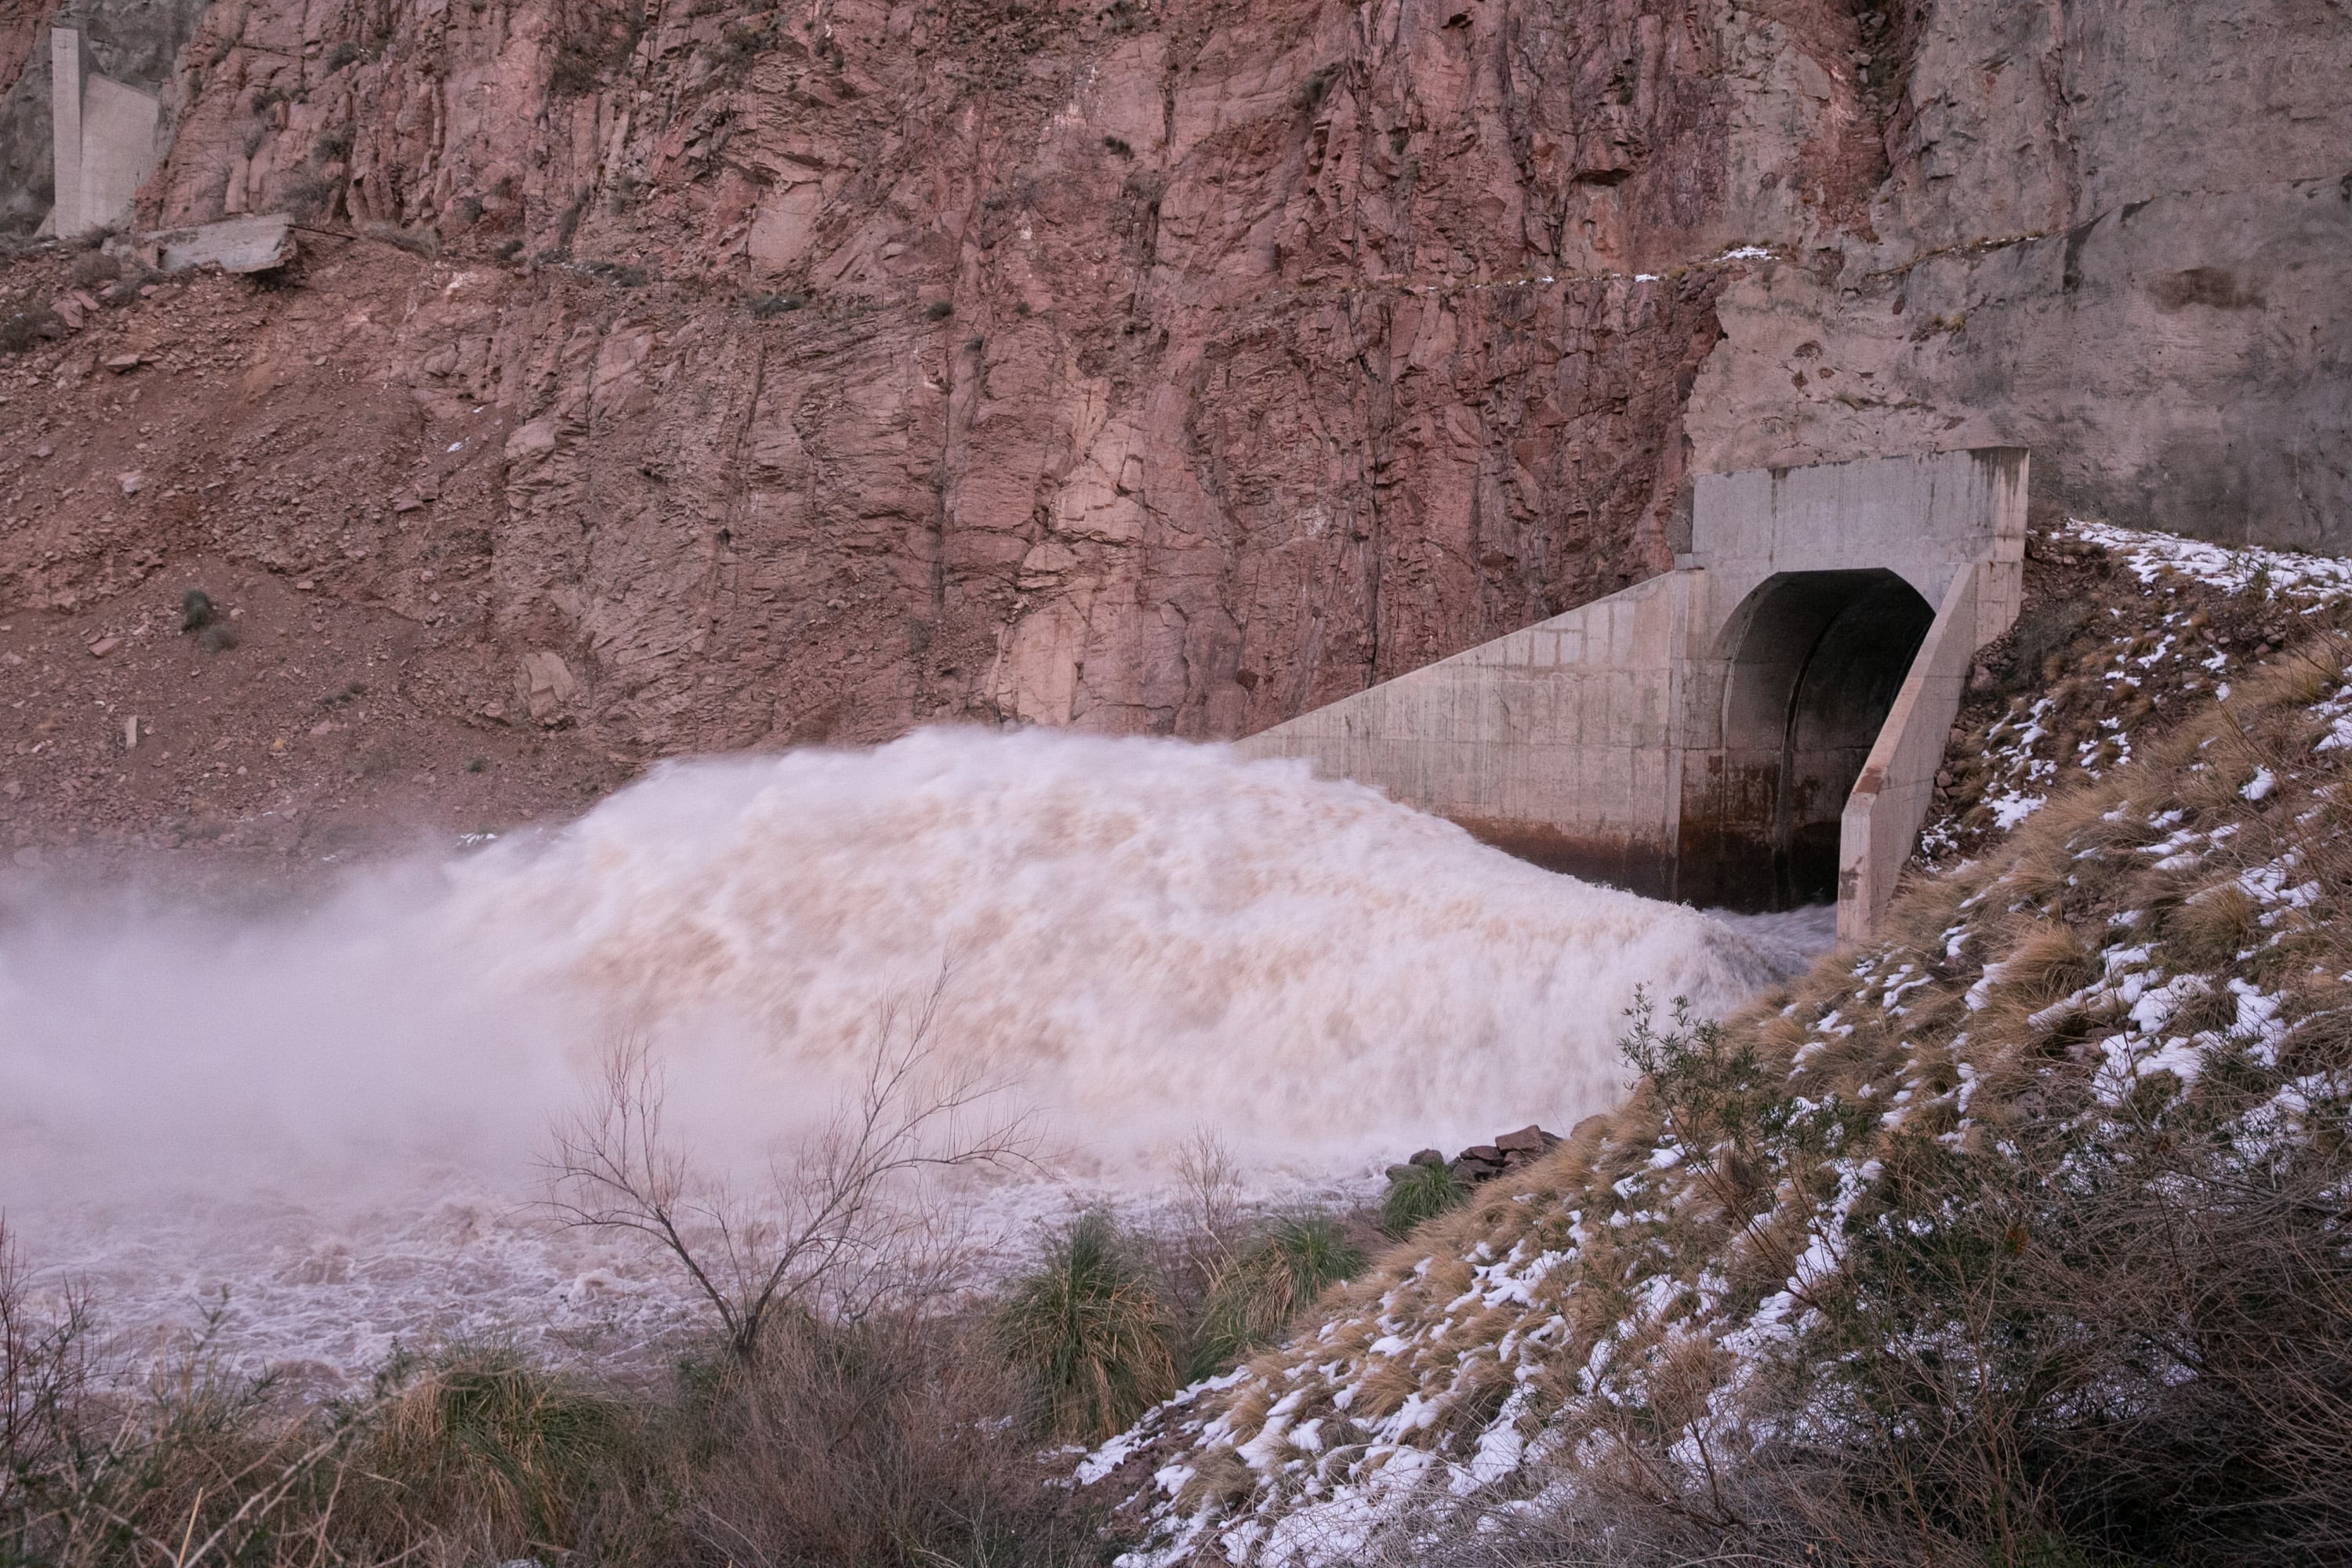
[674,1308,1102,1567]
[3,1213,1101,1566]
[1,1218,96,1528]
[0,307,65,354]
[546,989,1034,1363]
[358,219,437,256]
[1137,1132,1250,1329]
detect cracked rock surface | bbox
[0,0,2343,862]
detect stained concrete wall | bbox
[1672,448,2027,909]
[1238,448,2031,938]
[1682,447,2027,640]
[0,0,206,234]
[45,26,75,233]
[1238,570,1694,895]
[31,22,161,236]
[1671,568,1939,910]
[74,67,156,230]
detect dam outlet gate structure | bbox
[1238,448,2029,942]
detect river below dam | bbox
[0,728,1833,1383]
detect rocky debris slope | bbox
[3,0,2344,859]
[1080,521,2352,1564]
[0,239,628,873]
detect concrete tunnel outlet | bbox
[1237,447,2031,942]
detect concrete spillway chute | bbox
[1236,448,2028,942]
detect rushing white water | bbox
[0,728,1822,1377]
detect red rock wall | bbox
[4,0,1893,764]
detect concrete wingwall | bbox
[73,64,155,232]
[1237,448,2030,938]
[44,23,162,236]
[1236,569,1696,897]
[1836,554,2021,942]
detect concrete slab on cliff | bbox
[111,214,296,274]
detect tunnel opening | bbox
[1684,569,1936,911]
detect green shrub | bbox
[1191,1212,1365,1378]
[706,16,775,71]
[997,1213,1174,1441]
[1381,1159,1467,1238]
[279,170,342,220]
[361,220,437,256]
[550,40,607,95]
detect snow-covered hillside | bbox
[1082,522,2352,1566]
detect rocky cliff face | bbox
[0,0,2343,855]
[1690,0,2352,550]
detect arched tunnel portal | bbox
[1679,569,1936,910]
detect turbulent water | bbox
[0,728,1824,1378]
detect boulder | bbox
[520,651,579,724]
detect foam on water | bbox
[0,728,1820,1376]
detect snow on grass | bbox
[1082,522,2352,1566]
[1916,521,2352,866]
[2071,521,2352,600]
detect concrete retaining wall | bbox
[76,70,157,233]
[2,0,209,234]
[1687,447,2028,618]
[1236,569,1693,894]
[1835,556,2020,941]
[33,24,164,238]
[46,28,78,236]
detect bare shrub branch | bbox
[545,984,1036,1361]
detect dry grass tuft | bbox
[2161,877,2261,968]
[996,1212,1176,1443]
